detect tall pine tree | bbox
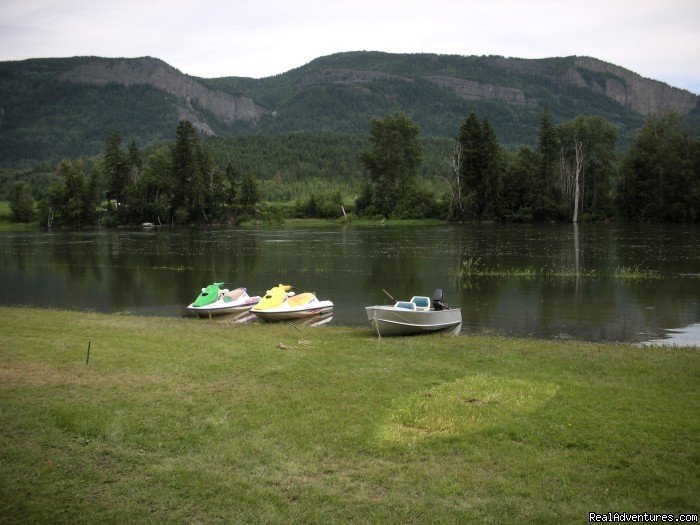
[455,112,503,219]
[479,118,503,219]
[171,120,199,221]
[104,130,128,203]
[537,108,558,201]
[456,112,482,219]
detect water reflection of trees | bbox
[456,224,620,339]
[102,228,264,311]
[358,228,431,303]
[51,232,104,286]
[2,225,697,341]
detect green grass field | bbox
[0,307,698,523]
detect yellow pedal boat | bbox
[251,284,334,322]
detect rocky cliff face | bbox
[423,76,532,106]
[292,57,696,116]
[571,57,697,116]
[485,55,697,116]
[296,68,534,107]
[57,55,697,123]
[59,57,265,134]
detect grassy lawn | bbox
[0,307,697,523]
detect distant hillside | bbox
[0,52,697,166]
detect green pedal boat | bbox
[187,283,262,317]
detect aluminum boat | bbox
[365,289,461,337]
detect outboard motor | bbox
[431,289,448,310]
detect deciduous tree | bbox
[618,113,698,222]
[558,116,616,222]
[358,112,424,218]
[9,181,36,223]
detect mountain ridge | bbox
[0,51,697,166]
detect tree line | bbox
[7,110,699,226]
[356,110,698,222]
[11,120,263,228]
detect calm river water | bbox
[0,224,698,344]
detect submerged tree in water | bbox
[557,115,617,222]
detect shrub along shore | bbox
[0,307,697,522]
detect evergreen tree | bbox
[500,147,539,222]
[479,118,503,219]
[238,170,261,212]
[104,130,128,203]
[454,112,503,219]
[171,120,199,220]
[61,160,89,228]
[225,162,239,205]
[456,112,482,219]
[537,107,559,200]
[127,141,143,173]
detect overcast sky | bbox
[1,0,699,93]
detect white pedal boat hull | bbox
[187,299,259,317]
[253,301,334,322]
[187,287,261,317]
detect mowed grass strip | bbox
[0,307,697,523]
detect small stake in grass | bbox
[86,340,91,364]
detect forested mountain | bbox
[1,52,697,166]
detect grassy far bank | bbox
[242,217,448,228]
[0,199,447,230]
[0,308,698,523]
[0,201,37,232]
